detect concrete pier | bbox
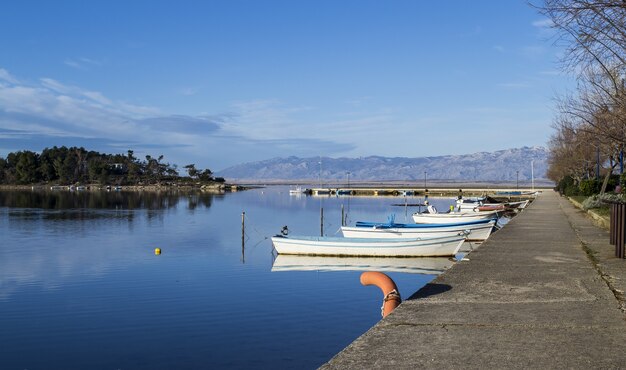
[306,187,539,198]
[322,191,626,369]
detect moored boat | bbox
[341,218,496,241]
[289,186,304,195]
[412,210,499,224]
[271,234,466,257]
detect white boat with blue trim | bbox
[271,234,466,257]
[341,218,496,241]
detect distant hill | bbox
[216,146,550,183]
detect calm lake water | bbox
[0,187,469,369]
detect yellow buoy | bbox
[154,248,161,255]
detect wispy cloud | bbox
[64,57,103,70]
[0,68,19,84]
[0,67,354,168]
[532,18,553,29]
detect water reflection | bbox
[0,190,219,210]
[0,187,453,369]
[271,255,455,274]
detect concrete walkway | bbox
[322,191,626,369]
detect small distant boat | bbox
[271,255,455,274]
[341,218,496,241]
[271,234,466,257]
[289,186,304,195]
[336,189,355,196]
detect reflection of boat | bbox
[341,219,496,241]
[271,234,465,257]
[271,255,455,274]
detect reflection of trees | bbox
[0,190,217,211]
[186,193,215,210]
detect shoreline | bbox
[0,183,248,192]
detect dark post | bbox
[320,207,324,236]
[610,204,616,245]
[610,203,626,259]
[241,211,245,262]
[341,204,345,226]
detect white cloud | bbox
[0,67,355,168]
[0,68,19,84]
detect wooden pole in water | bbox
[320,207,324,236]
[241,211,245,262]
[341,204,345,226]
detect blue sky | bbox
[0,0,569,171]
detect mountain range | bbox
[216,146,549,183]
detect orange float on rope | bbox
[360,271,401,318]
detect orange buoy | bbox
[360,271,401,318]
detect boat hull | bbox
[341,220,495,241]
[271,235,465,257]
[412,211,498,224]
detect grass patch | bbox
[593,206,610,217]
[570,195,588,204]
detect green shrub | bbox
[557,176,576,195]
[579,179,601,196]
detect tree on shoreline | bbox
[0,146,219,186]
[535,0,626,195]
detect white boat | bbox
[456,198,530,212]
[271,234,466,257]
[412,210,499,224]
[289,186,304,195]
[341,219,496,241]
[271,255,455,274]
[456,197,485,211]
[506,200,530,209]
